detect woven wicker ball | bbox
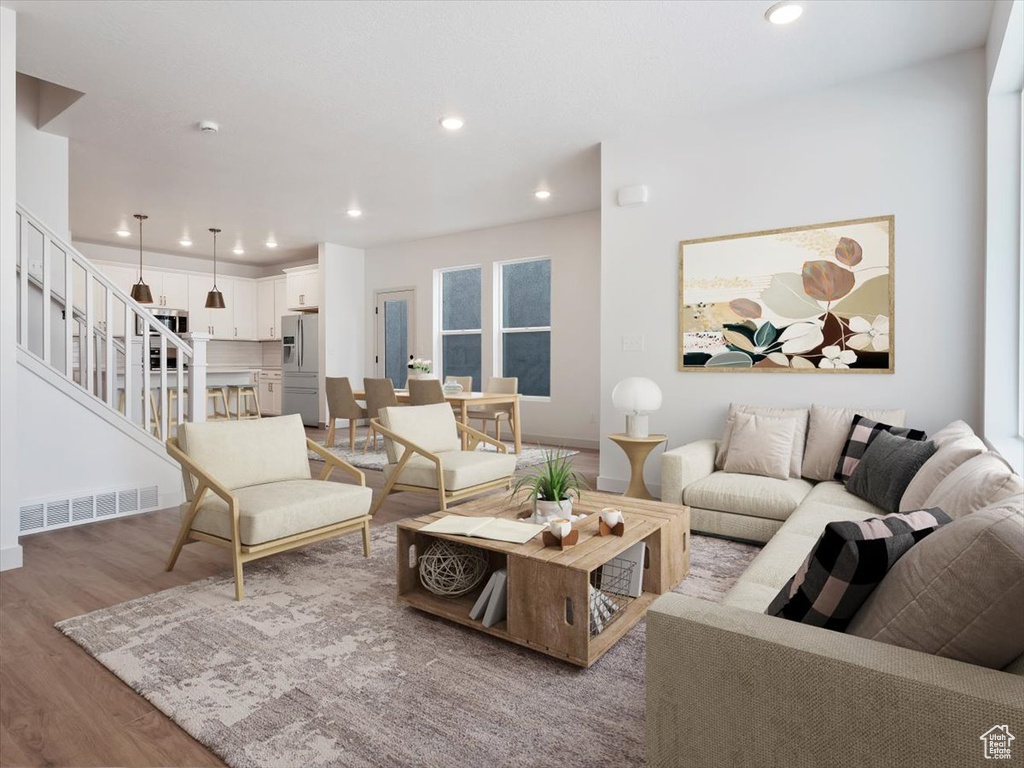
[418,540,489,597]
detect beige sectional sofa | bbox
[650,408,1024,767]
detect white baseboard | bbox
[522,433,600,451]
[0,544,23,571]
[597,475,663,500]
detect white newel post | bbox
[185,332,209,424]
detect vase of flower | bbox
[407,357,433,380]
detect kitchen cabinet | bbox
[150,270,189,310]
[232,278,256,340]
[259,370,282,415]
[188,275,240,339]
[256,276,294,340]
[285,267,319,310]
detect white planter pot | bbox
[533,498,573,525]
[408,372,434,380]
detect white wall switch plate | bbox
[622,335,644,351]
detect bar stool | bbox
[227,384,262,420]
[206,387,230,421]
[118,388,162,439]
[167,388,189,432]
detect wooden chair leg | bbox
[362,520,371,557]
[363,424,374,453]
[326,420,336,448]
[349,420,357,451]
[496,420,502,443]
[232,552,245,601]
[167,487,205,572]
[370,472,400,516]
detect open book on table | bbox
[419,515,545,544]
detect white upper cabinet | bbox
[153,270,189,310]
[257,279,276,340]
[232,278,256,340]
[285,267,319,310]
[257,276,294,340]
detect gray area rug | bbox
[57,527,759,768]
[309,437,578,472]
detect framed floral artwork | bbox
[678,215,894,373]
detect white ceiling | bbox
[5,0,994,265]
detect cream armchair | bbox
[370,403,517,514]
[166,414,373,601]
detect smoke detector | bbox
[197,120,219,134]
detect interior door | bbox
[375,289,415,388]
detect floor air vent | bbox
[19,485,164,533]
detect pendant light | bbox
[205,227,226,309]
[129,214,153,304]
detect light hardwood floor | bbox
[0,429,598,768]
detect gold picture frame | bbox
[678,215,895,373]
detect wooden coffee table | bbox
[396,491,690,667]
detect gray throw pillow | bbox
[847,501,1024,670]
[845,430,936,513]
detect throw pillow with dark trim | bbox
[765,509,951,631]
[834,414,927,483]
[845,430,936,513]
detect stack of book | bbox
[469,569,508,628]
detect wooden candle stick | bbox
[599,520,626,537]
[542,529,579,549]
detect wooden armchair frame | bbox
[165,437,371,601]
[369,418,513,515]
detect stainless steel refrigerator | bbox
[281,314,320,426]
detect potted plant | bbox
[511,449,586,525]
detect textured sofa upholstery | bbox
[651,415,1024,766]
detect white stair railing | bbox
[15,204,208,441]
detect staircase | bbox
[14,204,211,534]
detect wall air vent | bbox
[46,499,70,527]
[18,485,164,533]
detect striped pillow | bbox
[834,414,927,483]
[766,509,951,631]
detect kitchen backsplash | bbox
[262,340,283,368]
[207,340,263,368]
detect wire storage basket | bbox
[589,556,637,636]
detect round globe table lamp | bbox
[611,377,662,438]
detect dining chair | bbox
[363,377,400,452]
[469,377,518,442]
[326,377,369,451]
[408,378,445,405]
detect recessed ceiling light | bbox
[534,190,551,200]
[265,239,278,248]
[440,116,464,131]
[233,246,244,255]
[179,238,193,247]
[347,208,363,218]
[765,2,803,24]
[116,228,131,237]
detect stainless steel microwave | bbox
[136,309,188,336]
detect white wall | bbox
[1,7,22,570]
[16,73,69,238]
[364,210,601,446]
[319,242,366,424]
[74,240,268,280]
[599,50,987,492]
[16,361,184,511]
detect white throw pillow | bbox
[722,411,797,481]
[922,452,1024,519]
[899,433,987,512]
[928,419,977,448]
[802,405,905,482]
[715,403,809,478]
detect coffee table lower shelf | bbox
[398,583,658,667]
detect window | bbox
[438,266,482,391]
[497,258,551,397]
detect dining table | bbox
[352,388,522,454]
